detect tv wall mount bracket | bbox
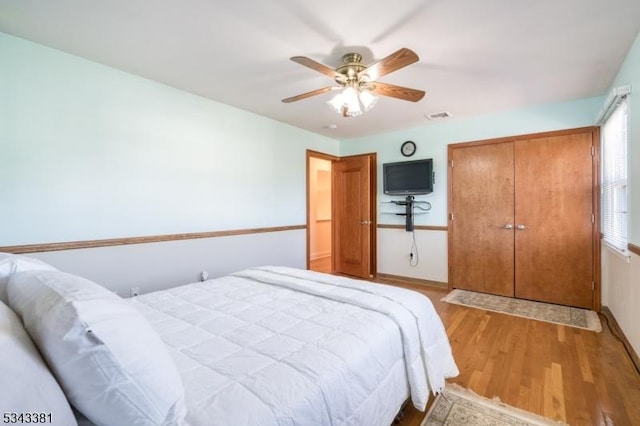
[389,196,431,231]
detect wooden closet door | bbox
[450,142,515,296]
[514,133,594,308]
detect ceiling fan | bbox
[282,48,425,117]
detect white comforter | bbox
[130,267,458,425]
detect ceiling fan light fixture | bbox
[343,87,362,116]
[359,90,378,111]
[327,92,346,112]
[327,86,377,117]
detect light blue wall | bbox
[608,32,640,245]
[339,96,603,227]
[0,28,630,249]
[0,33,339,246]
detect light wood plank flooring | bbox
[310,256,332,274]
[383,282,640,426]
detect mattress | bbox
[128,266,458,425]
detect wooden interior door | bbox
[449,142,515,296]
[332,154,375,279]
[514,133,594,308]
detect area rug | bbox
[422,384,566,426]
[442,289,601,332]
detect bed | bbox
[0,253,458,426]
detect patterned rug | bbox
[422,384,566,426]
[442,289,601,332]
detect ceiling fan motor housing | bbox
[335,53,368,84]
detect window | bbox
[601,95,628,252]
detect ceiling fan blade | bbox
[290,56,341,79]
[282,86,340,103]
[359,48,419,80]
[370,82,425,102]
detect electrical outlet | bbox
[200,270,209,282]
[130,287,140,297]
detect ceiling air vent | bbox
[425,111,451,120]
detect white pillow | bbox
[0,252,57,304]
[8,270,186,426]
[0,300,77,425]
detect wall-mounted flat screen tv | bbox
[383,158,433,195]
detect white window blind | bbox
[601,96,628,251]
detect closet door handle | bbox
[500,224,513,229]
[516,224,528,230]
[360,220,371,225]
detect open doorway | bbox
[307,152,334,273]
[306,150,377,279]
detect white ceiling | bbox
[1,0,638,139]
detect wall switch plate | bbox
[130,287,140,297]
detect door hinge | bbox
[592,281,595,292]
[591,213,595,223]
[591,146,595,156]
[449,213,454,221]
[449,160,453,168]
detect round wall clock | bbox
[401,140,416,157]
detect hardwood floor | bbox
[385,282,640,426]
[310,256,332,273]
